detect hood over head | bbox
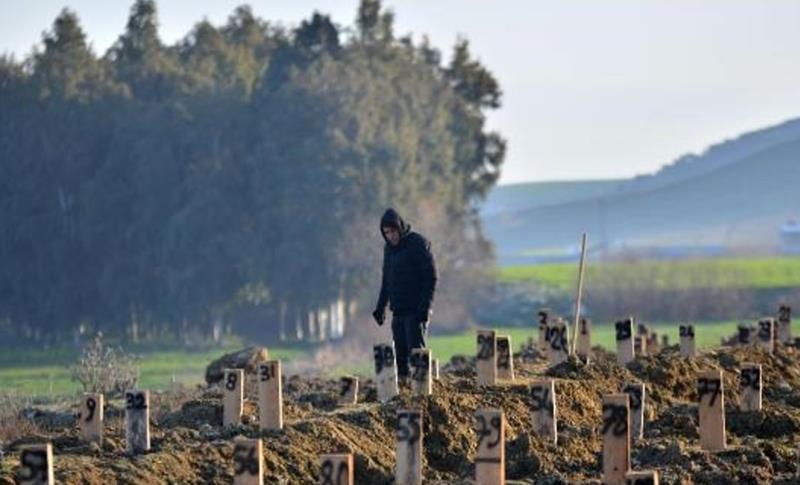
[380,208,411,243]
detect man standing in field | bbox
[373,208,438,381]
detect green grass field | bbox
[0,344,306,399]
[498,256,800,292]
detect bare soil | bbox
[2,342,800,484]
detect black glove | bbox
[372,309,385,326]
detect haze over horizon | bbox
[3,0,800,185]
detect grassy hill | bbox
[484,119,800,263]
[481,179,623,216]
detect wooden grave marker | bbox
[223,368,244,427]
[79,392,103,445]
[496,335,514,381]
[548,319,569,366]
[646,332,660,355]
[738,325,752,345]
[319,454,353,485]
[616,318,634,365]
[124,389,150,454]
[778,304,792,344]
[757,318,774,353]
[679,324,695,359]
[576,317,592,361]
[374,343,399,402]
[476,330,497,386]
[409,348,432,396]
[258,360,283,430]
[233,437,263,485]
[432,358,440,380]
[622,382,645,442]
[633,336,646,358]
[626,470,659,484]
[740,363,762,412]
[530,379,557,445]
[602,394,631,485]
[18,443,54,485]
[537,309,550,351]
[339,376,359,406]
[697,369,726,451]
[475,408,505,485]
[395,409,423,485]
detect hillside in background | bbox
[484,117,800,265]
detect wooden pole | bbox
[18,443,54,485]
[475,409,505,485]
[396,409,423,485]
[570,233,588,355]
[233,437,264,485]
[698,369,726,451]
[601,394,631,485]
[79,393,104,445]
[319,454,354,485]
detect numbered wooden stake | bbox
[576,317,592,361]
[18,443,54,485]
[475,409,505,485]
[409,349,432,396]
[601,394,631,485]
[496,335,514,381]
[233,437,263,485]
[679,324,695,359]
[537,309,550,351]
[778,304,792,344]
[622,383,645,442]
[646,332,660,355]
[633,336,646,357]
[396,409,423,485]
[626,470,659,485]
[223,368,244,427]
[548,319,569,366]
[530,379,557,445]
[476,330,497,386]
[757,319,774,353]
[737,325,752,345]
[616,318,634,365]
[124,390,150,454]
[697,369,726,451]
[432,358,440,380]
[258,360,283,430]
[319,454,353,485]
[339,376,359,406]
[374,343,399,402]
[602,394,630,485]
[740,363,762,412]
[80,393,103,445]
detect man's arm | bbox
[415,237,438,321]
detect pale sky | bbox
[3,1,800,184]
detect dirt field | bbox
[2,341,800,484]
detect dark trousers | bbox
[391,314,427,378]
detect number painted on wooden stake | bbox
[602,404,628,437]
[698,378,722,407]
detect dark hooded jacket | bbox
[375,209,438,320]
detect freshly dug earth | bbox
[3,343,800,484]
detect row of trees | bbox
[0,1,506,344]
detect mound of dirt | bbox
[3,342,800,483]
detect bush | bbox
[71,333,139,397]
